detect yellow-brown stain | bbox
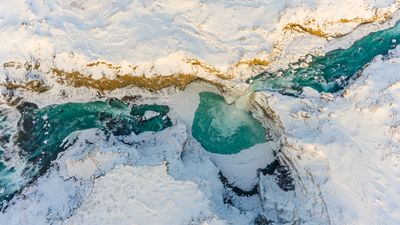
[2,80,51,93]
[283,12,395,38]
[52,68,197,92]
[185,58,234,79]
[2,53,281,93]
[86,61,122,70]
[284,23,334,38]
[235,58,270,67]
[3,61,23,69]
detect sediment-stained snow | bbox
[0,37,399,225]
[0,0,399,83]
[0,1,400,225]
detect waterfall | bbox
[233,89,253,111]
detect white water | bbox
[233,90,253,111]
[208,104,249,139]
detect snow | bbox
[0,119,256,225]
[262,46,400,224]
[0,1,399,225]
[209,143,276,190]
[1,42,399,225]
[64,165,218,225]
[142,110,160,120]
[0,0,399,83]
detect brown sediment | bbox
[2,80,51,93]
[0,60,234,93]
[185,58,234,79]
[235,58,270,67]
[3,61,41,71]
[84,57,273,82]
[338,12,392,25]
[86,58,236,80]
[86,61,123,70]
[85,58,237,80]
[283,23,335,38]
[1,53,278,93]
[52,68,198,92]
[283,12,396,38]
[3,61,23,69]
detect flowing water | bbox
[192,21,400,155]
[1,20,399,206]
[0,99,172,203]
[249,21,400,95]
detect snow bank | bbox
[264,46,400,224]
[64,165,219,225]
[0,0,398,83]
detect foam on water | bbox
[234,91,252,111]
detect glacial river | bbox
[0,21,399,205]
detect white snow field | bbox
[0,0,399,82]
[0,1,399,225]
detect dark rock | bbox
[254,215,272,225]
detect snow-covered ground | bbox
[0,48,398,224]
[0,0,399,84]
[0,120,258,225]
[0,1,400,225]
[262,46,400,225]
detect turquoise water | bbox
[192,92,267,154]
[0,100,172,203]
[249,21,400,95]
[1,20,398,206]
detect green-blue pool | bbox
[192,92,267,154]
[1,20,399,207]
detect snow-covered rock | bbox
[0,1,399,225]
[0,0,398,83]
[264,46,400,224]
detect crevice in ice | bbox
[260,159,295,192]
[219,171,258,197]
